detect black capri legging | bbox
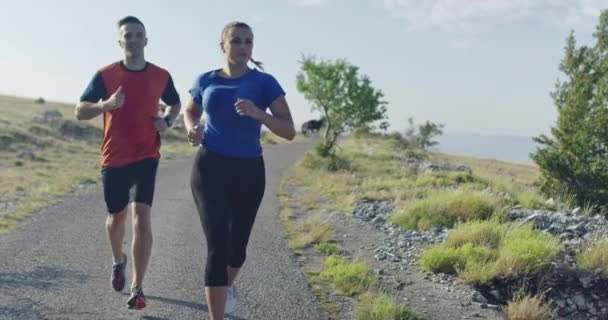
[190,147,266,287]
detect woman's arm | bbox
[184,97,204,145]
[235,96,295,141]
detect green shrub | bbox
[494,225,560,276]
[321,255,374,296]
[446,220,507,249]
[315,242,343,255]
[577,239,608,273]
[391,191,500,230]
[357,293,419,320]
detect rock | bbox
[472,291,488,304]
[17,149,36,160]
[34,109,62,122]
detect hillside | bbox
[0,94,195,233]
[281,134,608,320]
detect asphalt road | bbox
[0,141,325,320]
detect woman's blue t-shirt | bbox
[189,69,285,157]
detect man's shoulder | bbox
[99,61,122,73]
[146,62,170,75]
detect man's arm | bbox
[75,71,118,120]
[76,86,124,120]
[153,75,182,131]
[160,75,181,124]
[75,101,108,120]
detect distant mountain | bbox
[434,133,539,164]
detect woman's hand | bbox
[187,125,203,146]
[235,98,264,120]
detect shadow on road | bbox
[144,295,246,319]
[146,295,208,312]
[0,266,90,290]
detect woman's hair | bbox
[221,21,264,70]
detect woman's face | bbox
[221,27,254,66]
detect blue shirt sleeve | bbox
[189,73,206,106]
[263,73,285,107]
[161,75,180,106]
[79,71,106,102]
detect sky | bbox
[0,0,606,137]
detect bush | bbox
[357,293,419,320]
[391,191,501,230]
[576,239,608,274]
[445,219,507,249]
[315,242,343,255]
[420,223,561,284]
[419,243,497,275]
[494,225,561,276]
[517,191,551,210]
[321,255,374,296]
[504,293,556,320]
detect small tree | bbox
[297,56,388,156]
[418,120,445,150]
[403,117,445,150]
[532,10,608,206]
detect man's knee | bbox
[132,203,152,231]
[107,208,128,226]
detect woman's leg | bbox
[227,158,266,285]
[190,149,233,319]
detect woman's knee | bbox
[206,250,229,286]
[228,250,247,268]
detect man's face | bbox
[118,23,147,58]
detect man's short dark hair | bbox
[117,16,145,30]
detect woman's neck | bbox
[221,63,250,78]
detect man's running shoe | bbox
[111,254,127,292]
[127,286,146,310]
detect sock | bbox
[113,254,124,265]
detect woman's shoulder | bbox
[197,70,219,81]
[192,70,221,87]
[253,69,280,84]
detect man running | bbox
[75,16,181,310]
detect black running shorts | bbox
[101,158,159,214]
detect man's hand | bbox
[153,116,169,133]
[102,86,125,111]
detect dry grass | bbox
[504,293,556,320]
[577,239,608,274]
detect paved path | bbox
[0,142,325,320]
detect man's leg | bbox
[106,208,128,263]
[128,158,158,290]
[101,164,131,292]
[130,202,152,289]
